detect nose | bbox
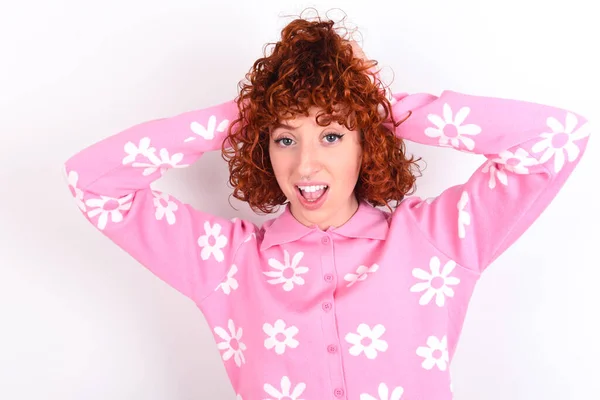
[296,143,322,178]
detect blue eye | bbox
[275,137,294,147]
[324,133,344,143]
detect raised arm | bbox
[389,90,591,272]
[64,99,256,301]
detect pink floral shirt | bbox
[64,90,590,399]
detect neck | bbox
[292,196,360,231]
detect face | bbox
[269,107,362,230]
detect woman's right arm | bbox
[64,99,256,302]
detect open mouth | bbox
[297,184,329,202]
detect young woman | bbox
[64,17,590,400]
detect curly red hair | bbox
[222,15,421,214]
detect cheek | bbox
[351,148,363,172]
[268,145,280,170]
[269,151,292,181]
[349,152,363,185]
[330,154,362,183]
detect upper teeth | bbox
[298,185,327,193]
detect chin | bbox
[291,197,339,227]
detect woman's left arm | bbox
[389,90,591,272]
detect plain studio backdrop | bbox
[1,0,599,399]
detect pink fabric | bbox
[64,90,590,399]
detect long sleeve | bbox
[63,99,256,302]
[390,90,591,272]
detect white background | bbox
[1,0,599,399]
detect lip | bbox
[295,184,329,211]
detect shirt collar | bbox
[260,201,390,251]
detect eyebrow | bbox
[272,122,298,131]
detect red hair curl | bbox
[222,15,422,214]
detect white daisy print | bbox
[85,193,133,230]
[344,264,379,287]
[66,170,86,212]
[236,395,243,400]
[531,112,590,173]
[263,319,299,355]
[139,148,187,176]
[481,161,508,189]
[122,137,155,164]
[214,319,246,367]
[264,376,306,400]
[216,265,239,295]
[152,191,178,225]
[123,137,188,176]
[496,148,539,174]
[481,148,538,189]
[457,191,470,239]
[345,323,388,360]
[264,250,309,291]
[197,221,228,262]
[186,115,230,142]
[425,103,482,151]
[360,383,405,400]
[410,256,460,307]
[416,335,449,371]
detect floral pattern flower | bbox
[482,148,539,189]
[496,148,539,174]
[123,137,188,176]
[416,335,449,371]
[410,256,460,307]
[122,136,155,164]
[214,319,246,367]
[263,376,306,400]
[186,115,230,142]
[263,319,299,355]
[66,169,86,212]
[531,112,590,173]
[216,265,239,295]
[85,193,133,230]
[197,221,228,262]
[481,160,508,190]
[151,191,178,225]
[360,383,405,400]
[425,103,482,151]
[344,264,379,287]
[264,250,309,291]
[345,323,388,360]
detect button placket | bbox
[318,233,347,399]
